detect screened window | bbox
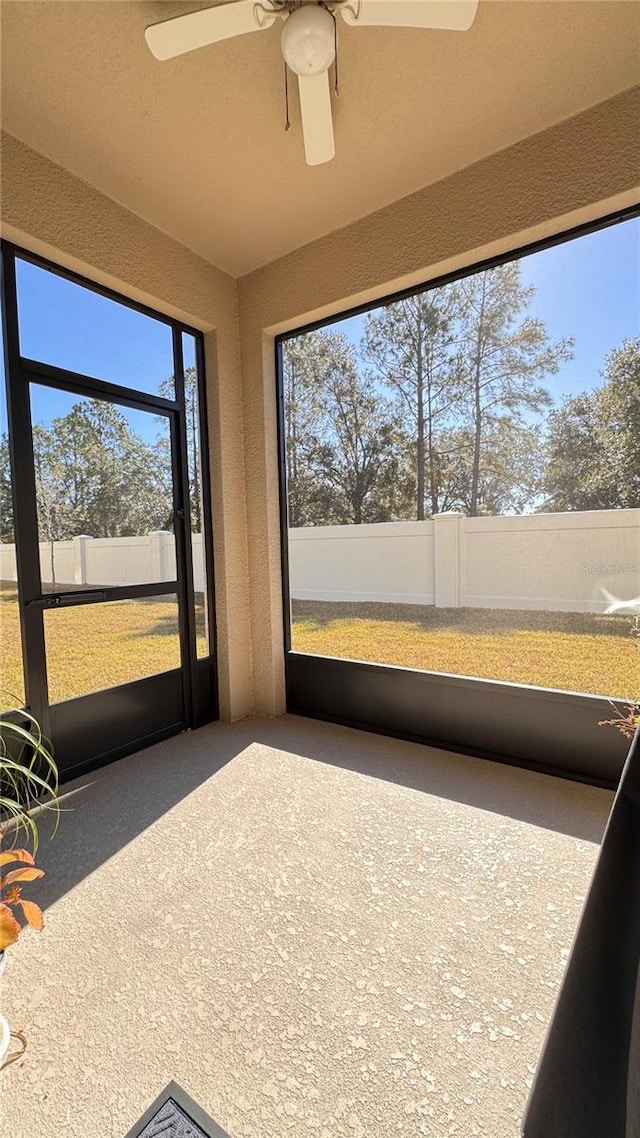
[282,217,640,702]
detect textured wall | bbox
[239,87,640,714]
[0,131,252,720]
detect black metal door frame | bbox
[1,241,218,778]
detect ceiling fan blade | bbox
[297,72,335,167]
[145,1,277,61]
[341,0,478,31]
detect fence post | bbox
[73,535,92,585]
[433,512,464,608]
[149,531,173,582]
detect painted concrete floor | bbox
[1,716,612,1138]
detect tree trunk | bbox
[470,400,482,516]
[469,274,488,517]
[427,374,438,516]
[286,362,299,526]
[416,327,425,520]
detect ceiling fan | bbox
[145,1,479,166]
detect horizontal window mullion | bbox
[19,358,179,414]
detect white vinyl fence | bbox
[288,509,640,613]
[0,532,206,593]
[1,510,638,613]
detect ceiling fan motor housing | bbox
[281,4,336,76]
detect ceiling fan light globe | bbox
[281,4,335,77]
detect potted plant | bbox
[0,700,59,1067]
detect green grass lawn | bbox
[291,600,638,699]
[1,587,636,707]
[0,587,207,707]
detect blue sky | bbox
[333,216,639,403]
[1,263,197,443]
[1,216,638,445]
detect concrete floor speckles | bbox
[1,716,612,1138]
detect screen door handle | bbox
[28,590,107,608]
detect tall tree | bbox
[452,262,573,515]
[541,393,602,511]
[312,334,411,524]
[543,338,640,510]
[282,331,334,526]
[363,289,461,519]
[31,400,172,541]
[0,434,15,543]
[435,419,544,515]
[595,339,640,508]
[32,425,77,587]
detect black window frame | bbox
[275,204,640,788]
